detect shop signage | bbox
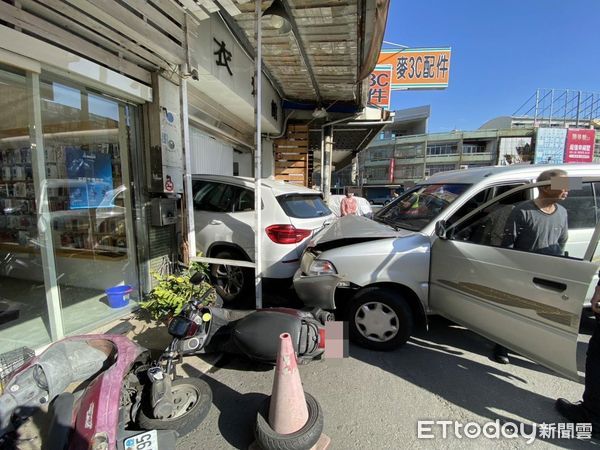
[388,158,395,183]
[534,128,567,164]
[213,38,233,76]
[368,66,392,109]
[564,129,596,163]
[187,15,282,133]
[534,127,596,164]
[376,48,452,90]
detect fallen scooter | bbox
[0,325,211,449]
[165,272,331,365]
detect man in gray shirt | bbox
[501,194,568,255]
[494,168,569,364]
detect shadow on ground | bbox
[349,315,598,448]
[179,363,269,449]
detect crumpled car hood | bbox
[308,215,414,249]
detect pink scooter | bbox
[0,329,211,449]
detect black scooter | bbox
[164,272,331,365]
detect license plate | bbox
[124,430,159,450]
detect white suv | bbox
[192,175,334,303]
[294,164,600,380]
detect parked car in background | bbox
[294,164,600,380]
[327,194,373,219]
[367,194,393,205]
[192,175,335,303]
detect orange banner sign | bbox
[368,66,392,109]
[376,48,451,90]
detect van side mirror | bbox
[435,220,448,239]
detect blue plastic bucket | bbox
[105,285,133,308]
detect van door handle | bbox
[210,219,223,225]
[533,277,567,292]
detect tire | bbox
[138,377,212,437]
[210,250,253,304]
[347,287,413,351]
[255,392,323,450]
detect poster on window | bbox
[534,128,567,164]
[66,147,113,209]
[564,129,596,163]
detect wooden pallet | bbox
[274,124,309,186]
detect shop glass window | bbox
[0,65,52,351]
[0,68,139,349]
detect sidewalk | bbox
[93,311,222,375]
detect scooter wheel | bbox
[255,392,323,450]
[137,377,212,437]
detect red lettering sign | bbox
[564,129,596,163]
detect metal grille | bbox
[0,347,35,394]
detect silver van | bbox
[294,164,600,380]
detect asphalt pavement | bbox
[175,311,599,449]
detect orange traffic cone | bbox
[252,332,330,450]
[269,332,309,433]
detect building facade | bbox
[340,100,600,191]
[0,0,388,351]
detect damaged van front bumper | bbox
[293,268,341,310]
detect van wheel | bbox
[210,250,253,304]
[347,287,413,351]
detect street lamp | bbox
[262,0,292,34]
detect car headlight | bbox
[309,259,337,276]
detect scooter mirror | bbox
[189,271,208,285]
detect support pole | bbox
[181,65,196,260]
[254,0,263,309]
[323,125,333,203]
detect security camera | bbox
[190,68,199,81]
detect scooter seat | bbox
[232,311,303,363]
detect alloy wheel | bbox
[213,264,244,297]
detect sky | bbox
[383,0,600,132]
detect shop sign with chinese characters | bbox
[368,66,392,109]
[368,48,451,108]
[534,127,596,164]
[564,129,596,163]
[377,48,452,90]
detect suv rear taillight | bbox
[265,224,312,244]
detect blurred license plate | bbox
[124,430,158,450]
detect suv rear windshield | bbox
[374,183,470,231]
[277,194,331,218]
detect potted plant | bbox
[140,261,215,321]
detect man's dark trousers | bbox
[584,316,600,418]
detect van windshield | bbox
[374,183,471,231]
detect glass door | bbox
[39,74,139,335]
[0,63,141,351]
